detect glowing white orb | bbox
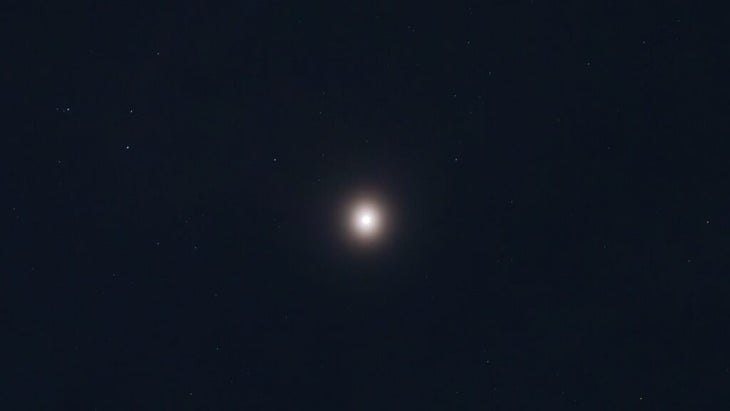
[352,204,380,237]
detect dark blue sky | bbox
[4,1,730,409]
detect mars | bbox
[351,203,381,237]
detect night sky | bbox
[5,1,730,409]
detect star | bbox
[352,204,380,237]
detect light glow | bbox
[352,204,381,237]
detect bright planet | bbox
[352,203,381,237]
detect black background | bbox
[4,1,730,409]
